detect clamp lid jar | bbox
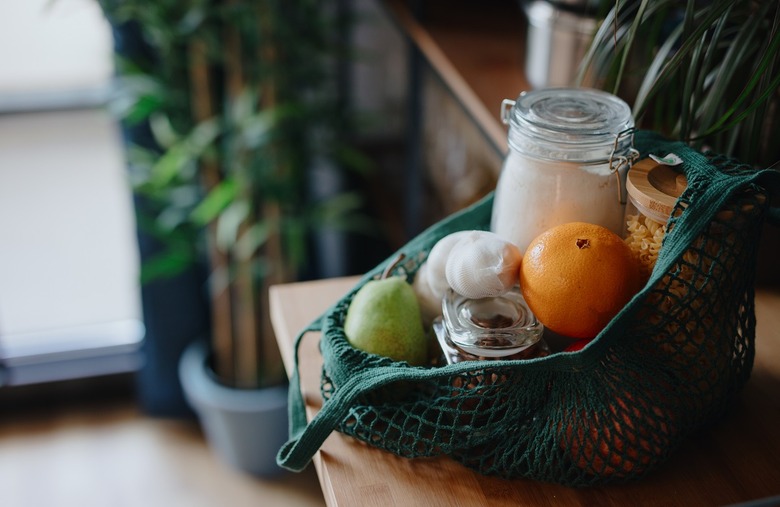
[623,157,688,278]
[491,88,637,253]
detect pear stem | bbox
[381,253,406,279]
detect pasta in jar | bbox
[623,158,686,280]
[625,212,666,280]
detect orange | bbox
[519,222,641,339]
[561,389,674,478]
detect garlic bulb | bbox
[445,231,522,299]
[412,231,473,326]
[422,231,474,297]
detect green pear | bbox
[344,276,428,366]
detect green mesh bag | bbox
[277,131,780,487]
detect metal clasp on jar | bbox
[501,98,517,125]
[608,127,640,205]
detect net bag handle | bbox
[282,318,325,457]
[278,363,416,472]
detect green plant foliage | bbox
[580,0,780,167]
[98,0,372,387]
[100,0,367,281]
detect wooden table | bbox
[270,277,780,507]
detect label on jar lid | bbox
[626,158,688,223]
[649,153,684,166]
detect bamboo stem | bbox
[188,37,235,383]
[225,8,262,388]
[257,1,288,386]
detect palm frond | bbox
[581,0,780,166]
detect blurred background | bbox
[0,0,142,389]
[0,0,412,505]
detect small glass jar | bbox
[491,88,636,253]
[623,157,687,278]
[432,287,547,364]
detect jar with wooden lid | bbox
[623,157,688,279]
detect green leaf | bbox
[697,9,780,137]
[149,113,180,148]
[240,109,276,148]
[692,8,731,133]
[178,6,206,34]
[695,71,780,139]
[147,118,222,189]
[127,95,164,125]
[612,0,650,95]
[139,248,195,284]
[282,217,308,269]
[215,200,251,251]
[633,23,681,120]
[231,88,258,124]
[109,94,163,126]
[189,118,222,150]
[633,1,735,119]
[235,221,271,260]
[696,12,760,137]
[149,144,192,188]
[678,0,704,138]
[191,178,238,225]
[334,145,375,175]
[312,192,362,221]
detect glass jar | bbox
[432,287,547,364]
[623,157,687,278]
[491,88,636,253]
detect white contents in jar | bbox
[491,152,626,253]
[490,88,636,253]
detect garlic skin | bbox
[423,231,474,297]
[445,232,522,299]
[412,231,474,326]
[412,263,441,327]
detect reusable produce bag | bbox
[277,131,780,486]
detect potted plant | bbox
[98,0,368,475]
[578,0,780,167]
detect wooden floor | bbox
[0,377,326,507]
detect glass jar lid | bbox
[441,287,543,358]
[503,88,635,163]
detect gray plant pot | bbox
[179,340,289,477]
